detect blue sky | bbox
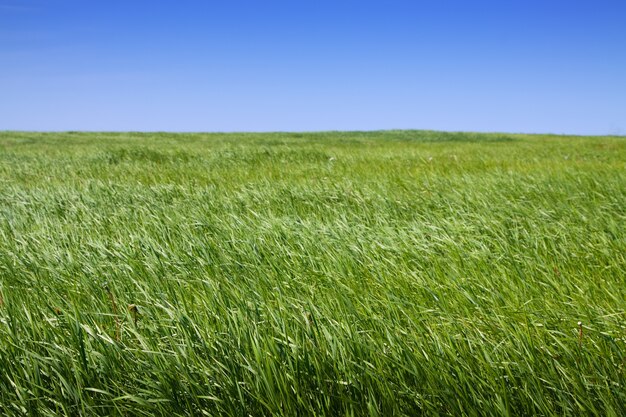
[1,0,625,134]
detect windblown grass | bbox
[0,130,625,416]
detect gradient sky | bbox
[1,1,625,134]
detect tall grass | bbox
[0,130,625,416]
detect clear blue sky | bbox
[1,0,625,134]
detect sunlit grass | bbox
[0,130,625,416]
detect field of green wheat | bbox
[0,130,625,416]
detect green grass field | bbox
[0,130,625,416]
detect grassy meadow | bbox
[0,130,625,416]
